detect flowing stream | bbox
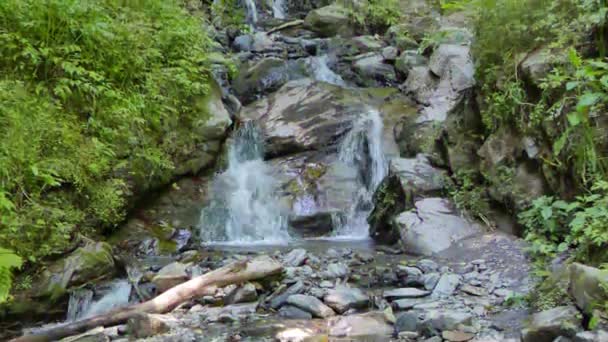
[198,122,290,244]
[243,0,258,27]
[272,0,286,19]
[66,280,131,321]
[307,55,347,87]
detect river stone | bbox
[352,35,386,52]
[279,305,313,319]
[433,273,461,297]
[224,282,257,304]
[395,51,428,76]
[239,79,362,158]
[422,310,473,332]
[322,262,350,279]
[127,313,173,339]
[304,4,354,38]
[429,45,475,91]
[442,330,475,342]
[460,284,487,297]
[395,312,419,333]
[323,286,369,313]
[383,288,431,300]
[233,57,294,105]
[393,298,434,310]
[569,262,608,314]
[368,172,408,244]
[37,242,116,298]
[288,212,334,237]
[270,280,306,309]
[423,273,441,291]
[152,262,189,293]
[521,306,581,342]
[352,53,397,86]
[390,155,447,196]
[393,198,481,256]
[284,248,308,267]
[382,46,399,62]
[286,294,336,318]
[397,266,424,287]
[329,312,393,338]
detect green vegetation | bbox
[0,0,214,298]
[211,0,249,30]
[341,0,402,33]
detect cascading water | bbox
[307,55,347,87]
[272,0,286,19]
[243,0,258,27]
[66,280,131,321]
[198,122,290,244]
[333,108,388,238]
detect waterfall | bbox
[272,0,286,19]
[66,280,131,321]
[307,55,347,87]
[198,122,290,244]
[243,0,258,27]
[334,109,388,238]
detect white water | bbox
[333,109,388,238]
[272,0,286,19]
[307,55,347,87]
[243,0,258,27]
[66,280,131,321]
[199,122,290,244]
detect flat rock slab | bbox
[324,286,369,313]
[286,294,336,318]
[383,288,431,300]
[329,312,393,338]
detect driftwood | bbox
[12,255,283,342]
[266,20,304,35]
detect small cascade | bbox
[66,280,131,321]
[243,0,258,27]
[199,122,290,244]
[334,109,388,238]
[307,55,347,87]
[272,0,286,19]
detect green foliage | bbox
[519,180,608,263]
[0,0,214,296]
[211,0,248,30]
[448,169,492,225]
[342,0,402,33]
[0,248,22,303]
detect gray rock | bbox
[278,305,313,319]
[304,4,354,37]
[270,280,305,309]
[442,330,475,341]
[286,294,336,318]
[422,310,473,332]
[521,306,581,342]
[323,286,369,313]
[569,263,608,314]
[152,262,189,293]
[289,212,335,238]
[395,51,428,76]
[233,58,296,105]
[329,312,393,337]
[127,313,172,339]
[519,47,566,88]
[428,45,474,91]
[433,273,461,297]
[224,283,257,304]
[393,298,435,310]
[460,284,487,297]
[574,330,608,342]
[423,273,441,291]
[283,249,308,267]
[402,66,437,105]
[323,262,350,279]
[352,35,386,51]
[397,266,424,287]
[352,53,397,86]
[384,288,431,300]
[382,46,399,61]
[393,198,481,256]
[390,155,447,196]
[395,312,419,333]
[417,259,439,273]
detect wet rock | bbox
[382,46,399,62]
[368,172,408,244]
[384,288,431,300]
[233,58,296,105]
[287,294,336,318]
[289,212,334,237]
[433,273,461,297]
[329,312,393,338]
[521,306,581,342]
[37,242,116,298]
[323,285,369,313]
[386,25,419,51]
[569,262,608,314]
[421,310,473,332]
[423,273,441,291]
[152,262,189,293]
[395,51,428,76]
[393,198,481,256]
[460,284,487,297]
[279,305,313,319]
[304,4,354,38]
[574,330,608,342]
[429,45,475,91]
[402,66,438,105]
[283,249,308,267]
[390,155,448,196]
[352,35,386,52]
[397,266,424,287]
[395,312,419,333]
[322,262,349,279]
[393,298,435,310]
[59,327,108,342]
[127,313,172,339]
[417,259,439,273]
[225,283,258,304]
[442,330,475,341]
[352,53,397,86]
[232,32,274,52]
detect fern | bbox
[0,247,22,303]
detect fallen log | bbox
[266,20,304,35]
[12,255,283,342]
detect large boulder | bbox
[37,242,116,299]
[521,306,581,342]
[323,286,369,313]
[393,198,481,256]
[395,51,428,77]
[368,173,408,244]
[390,155,447,196]
[233,58,305,105]
[240,79,362,157]
[304,4,354,37]
[569,263,608,314]
[286,294,336,318]
[352,53,397,87]
[519,47,566,88]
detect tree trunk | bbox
[11,255,282,342]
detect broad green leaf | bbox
[567,112,582,126]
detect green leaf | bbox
[576,92,601,111]
[553,132,568,156]
[541,206,553,220]
[567,112,582,126]
[566,81,579,91]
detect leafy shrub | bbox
[0,248,22,303]
[341,0,402,33]
[0,0,214,295]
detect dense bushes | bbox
[0,0,214,299]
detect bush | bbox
[0,0,214,295]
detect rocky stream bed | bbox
[7,0,608,341]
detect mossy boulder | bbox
[37,242,116,299]
[569,263,608,314]
[304,4,355,37]
[234,58,298,105]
